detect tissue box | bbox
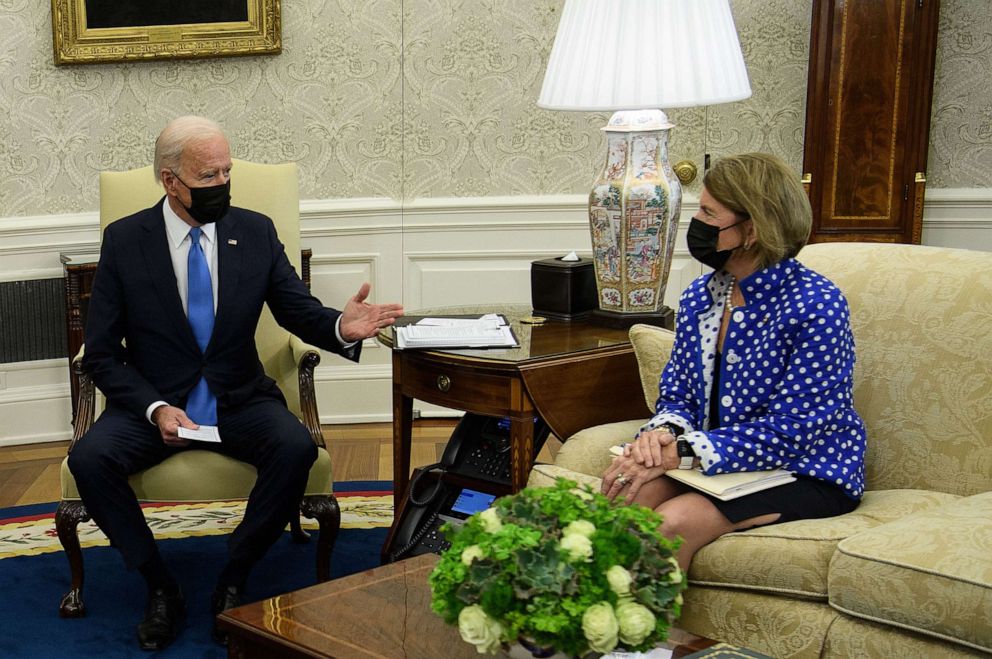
[530,257,597,321]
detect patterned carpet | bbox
[0,481,393,559]
[0,482,394,658]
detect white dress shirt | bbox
[163,198,219,314]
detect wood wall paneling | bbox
[804,0,941,244]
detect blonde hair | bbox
[153,116,226,183]
[703,153,812,269]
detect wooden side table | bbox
[378,306,650,521]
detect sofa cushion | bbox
[829,492,992,653]
[690,489,957,599]
[528,463,603,490]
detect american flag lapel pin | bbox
[228,239,238,246]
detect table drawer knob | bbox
[436,375,451,392]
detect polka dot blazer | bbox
[642,258,867,499]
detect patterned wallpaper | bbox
[0,0,988,218]
[928,0,992,188]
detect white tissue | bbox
[561,250,580,261]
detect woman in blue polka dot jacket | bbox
[601,153,866,570]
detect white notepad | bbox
[177,425,222,443]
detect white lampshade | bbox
[538,0,752,111]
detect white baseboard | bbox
[0,431,73,448]
[0,361,73,445]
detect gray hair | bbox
[153,116,226,183]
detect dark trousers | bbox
[67,396,317,572]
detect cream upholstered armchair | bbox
[56,160,341,618]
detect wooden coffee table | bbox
[218,554,715,658]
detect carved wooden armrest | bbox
[290,335,324,447]
[69,347,95,452]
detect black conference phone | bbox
[384,413,550,562]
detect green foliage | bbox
[428,479,686,656]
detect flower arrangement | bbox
[428,479,686,656]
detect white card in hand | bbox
[177,425,222,443]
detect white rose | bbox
[461,545,484,566]
[606,565,633,596]
[616,600,657,646]
[667,557,683,583]
[582,602,620,653]
[458,605,504,654]
[478,507,502,533]
[563,520,596,538]
[559,533,593,562]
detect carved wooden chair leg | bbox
[56,500,91,618]
[290,515,311,543]
[300,494,341,583]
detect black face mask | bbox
[172,171,231,224]
[686,216,750,271]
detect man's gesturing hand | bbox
[339,282,404,343]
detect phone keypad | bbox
[465,441,511,481]
[412,519,452,556]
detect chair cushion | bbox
[690,489,957,599]
[828,492,992,652]
[61,447,333,502]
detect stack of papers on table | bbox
[395,314,519,349]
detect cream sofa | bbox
[529,243,992,658]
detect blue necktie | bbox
[186,227,217,425]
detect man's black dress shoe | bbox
[211,584,243,645]
[137,587,185,651]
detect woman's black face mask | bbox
[686,216,750,271]
[171,171,231,224]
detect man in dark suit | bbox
[68,116,403,650]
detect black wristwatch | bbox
[676,438,696,470]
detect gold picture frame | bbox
[51,0,281,66]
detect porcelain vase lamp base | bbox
[588,109,681,332]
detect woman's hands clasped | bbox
[626,428,678,467]
[600,428,679,502]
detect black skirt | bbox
[701,353,859,525]
[699,475,860,525]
